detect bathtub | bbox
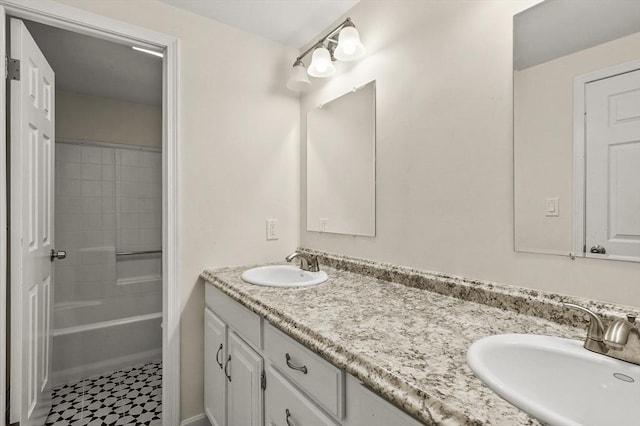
[52,310,162,386]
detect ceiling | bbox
[22,1,359,105]
[25,20,163,106]
[514,0,640,70]
[157,0,359,48]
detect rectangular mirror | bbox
[514,0,640,261]
[306,81,376,236]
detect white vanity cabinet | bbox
[204,308,227,426]
[204,283,424,426]
[343,374,422,426]
[205,286,264,426]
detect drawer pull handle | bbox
[285,353,308,374]
[216,343,224,369]
[224,355,232,382]
[285,409,297,426]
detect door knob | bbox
[590,245,606,254]
[50,249,67,262]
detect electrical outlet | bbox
[266,219,279,240]
[320,218,328,232]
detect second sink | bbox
[467,333,640,426]
[241,265,328,288]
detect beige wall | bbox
[54,0,300,420]
[56,90,162,147]
[300,1,640,307]
[514,33,640,254]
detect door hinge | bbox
[6,57,20,80]
[583,244,587,253]
[261,371,266,390]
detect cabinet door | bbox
[205,308,228,426]
[228,332,264,426]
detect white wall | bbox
[514,33,640,254]
[54,0,300,420]
[57,90,162,148]
[300,1,640,308]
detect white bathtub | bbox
[52,311,162,386]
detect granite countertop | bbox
[201,249,640,425]
[199,258,606,426]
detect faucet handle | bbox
[627,314,637,324]
[563,303,605,341]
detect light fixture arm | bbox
[293,17,356,64]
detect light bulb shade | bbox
[334,26,366,61]
[307,46,336,78]
[286,62,311,91]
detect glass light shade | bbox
[286,62,311,91]
[307,46,336,78]
[334,26,366,61]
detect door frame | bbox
[0,0,181,424]
[572,59,640,261]
[0,6,6,426]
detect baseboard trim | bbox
[180,413,211,426]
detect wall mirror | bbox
[514,0,640,262]
[307,81,376,236]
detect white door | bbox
[9,18,58,426]
[204,308,228,426]
[585,69,640,261]
[0,7,7,426]
[227,332,264,426]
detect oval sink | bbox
[241,265,328,288]
[467,334,640,426]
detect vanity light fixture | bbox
[286,17,366,91]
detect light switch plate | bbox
[545,198,559,217]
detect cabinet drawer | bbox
[344,374,424,426]
[264,322,344,419]
[206,284,262,349]
[265,366,339,426]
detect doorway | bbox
[1,1,180,425]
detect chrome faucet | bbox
[564,303,640,365]
[604,314,637,349]
[285,251,320,272]
[563,303,607,353]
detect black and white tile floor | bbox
[45,361,162,426]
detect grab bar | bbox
[116,250,162,256]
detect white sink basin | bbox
[467,334,640,426]
[241,265,328,288]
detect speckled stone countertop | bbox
[200,251,640,425]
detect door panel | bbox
[585,69,640,261]
[9,17,56,425]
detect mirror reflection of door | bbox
[585,69,640,261]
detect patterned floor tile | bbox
[45,361,162,426]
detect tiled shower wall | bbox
[54,142,162,328]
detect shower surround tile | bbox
[45,361,162,426]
